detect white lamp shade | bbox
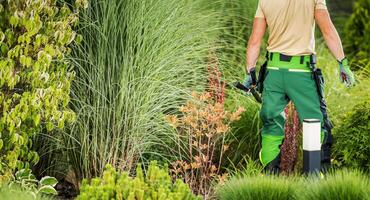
[303,119,321,151]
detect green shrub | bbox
[344,0,370,72]
[77,161,200,200]
[216,175,298,200]
[302,170,370,200]
[332,100,370,170]
[0,0,86,180]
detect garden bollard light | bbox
[303,119,321,174]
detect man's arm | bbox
[316,9,355,86]
[246,18,267,73]
[315,9,345,61]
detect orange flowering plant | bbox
[165,91,245,198]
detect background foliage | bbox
[344,0,370,72]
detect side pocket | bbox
[316,69,325,98]
[258,70,269,94]
[257,61,268,93]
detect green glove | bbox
[338,57,355,87]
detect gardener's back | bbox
[243,0,355,173]
[256,0,327,55]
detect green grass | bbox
[56,0,224,180]
[303,169,370,200]
[211,0,263,168]
[217,174,299,200]
[33,0,263,181]
[217,169,370,200]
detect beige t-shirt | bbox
[255,0,327,55]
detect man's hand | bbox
[338,58,355,87]
[243,67,257,89]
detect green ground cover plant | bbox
[0,185,51,200]
[9,168,58,196]
[0,168,58,200]
[0,0,85,181]
[77,161,200,200]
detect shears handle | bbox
[233,82,262,103]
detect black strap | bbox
[265,51,269,60]
[310,54,317,65]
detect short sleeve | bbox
[255,2,265,18]
[315,0,327,10]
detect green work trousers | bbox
[259,59,324,166]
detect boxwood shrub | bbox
[332,100,370,170]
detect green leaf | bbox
[40,176,58,187]
[20,55,27,66]
[9,15,19,26]
[15,168,32,180]
[38,185,58,195]
[1,44,8,54]
[34,114,41,126]
[0,31,5,43]
[75,34,83,44]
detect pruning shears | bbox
[233,82,262,103]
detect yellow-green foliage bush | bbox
[344,0,370,71]
[0,0,87,180]
[77,161,201,200]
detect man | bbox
[244,0,355,172]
